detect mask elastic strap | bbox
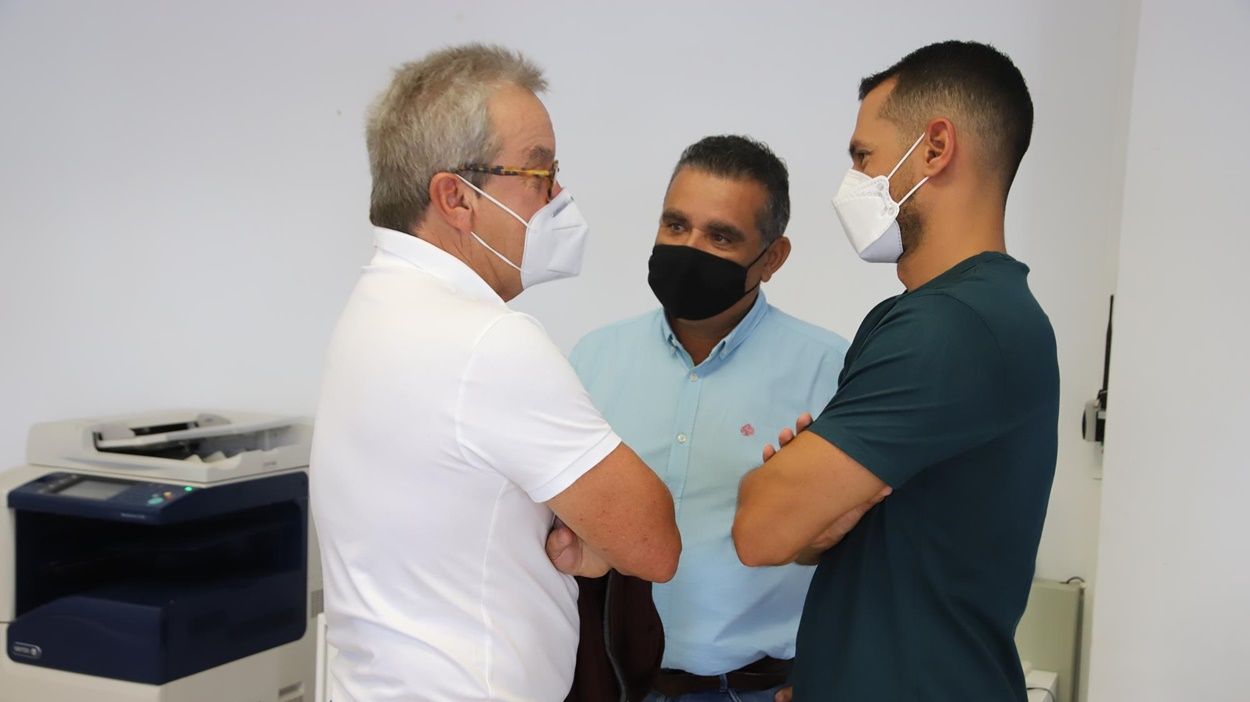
[456,174,530,228]
[745,242,772,269]
[898,175,929,206]
[887,133,928,180]
[470,232,521,271]
[739,241,774,297]
[888,133,930,206]
[750,238,770,263]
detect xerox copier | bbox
[0,411,321,702]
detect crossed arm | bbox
[544,442,681,582]
[732,413,890,567]
[543,413,889,579]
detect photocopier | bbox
[0,410,321,702]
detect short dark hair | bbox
[670,135,790,245]
[859,40,1033,192]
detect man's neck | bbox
[897,210,1006,291]
[669,290,759,366]
[412,223,521,301]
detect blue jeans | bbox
[645,678,785,702]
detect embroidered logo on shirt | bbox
[740,424,755,437]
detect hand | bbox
[762,412,814,462]
[774,686,793,702]
[794,486,892,565]
[545,519,611,577]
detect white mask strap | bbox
[898,175,930,206]
[888,133,930,206]
[456,174,530,228]
[887,133,928,180]
[470,232,521,271]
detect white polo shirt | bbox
[311,227,621,702]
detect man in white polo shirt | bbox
[310,44,681,702]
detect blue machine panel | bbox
[7,471,308,685]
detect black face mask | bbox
[647,244,769,321]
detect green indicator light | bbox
[184,486,194,492]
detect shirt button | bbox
[688,372,699,382]
[676,433,688,444]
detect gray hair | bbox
[366,44,547,233]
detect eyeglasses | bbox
[454,161,559,201]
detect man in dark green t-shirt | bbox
[732,41,1058,701]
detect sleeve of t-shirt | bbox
[807,334,850,416]
[807,294,1008,488]
[456,312,622,503]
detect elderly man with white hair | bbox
[311,44,680,702]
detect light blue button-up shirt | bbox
[569,291,848,675]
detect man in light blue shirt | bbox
[568,136,848,702]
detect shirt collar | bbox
[659,290,771,368]
[372,227,504,306]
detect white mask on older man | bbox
[457,175,590,289]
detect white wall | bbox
[1088,1,1250,700]
[1,1,1129,685]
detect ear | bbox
[919,117,956,179]
[428,172,476,233]
[760,236,792,283]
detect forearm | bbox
[548,445,682,582]
[793,547,824,566]
[733,433,889,568]
[733,466,810,566]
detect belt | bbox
[653,656,792,696]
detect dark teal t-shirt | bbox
[794,252,1059,701]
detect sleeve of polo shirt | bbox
[807,295,1008,488]
[456,312,622,503]
[567,334,595,383]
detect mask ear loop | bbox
[455,174,531,227]
[888,134,931,206]
[746,241,772,269]
[470,232,521,271]
[898,175,929,207]
[742,239,776,295]
[455,174,526,271]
